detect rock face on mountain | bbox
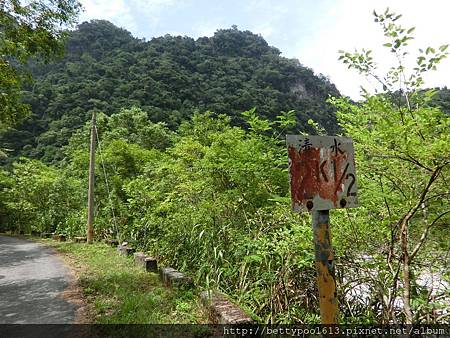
[1,20,341,163]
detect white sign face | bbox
[286,135,358,212]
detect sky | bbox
[78,0,450,99]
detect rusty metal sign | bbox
[287,135,358,212]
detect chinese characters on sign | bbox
[286,135,358,212]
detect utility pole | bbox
[86,111,96,244]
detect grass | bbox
[40,239,207,324]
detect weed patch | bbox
[41,240,206,323]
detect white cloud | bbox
[193,23,218,38]
[246,0,288,40]
[130,0,179,24]
[252,24,274,38]
[296,0,450,99]
[79,0,179,37]
[79,0,137,32]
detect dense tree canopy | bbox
[0,8,448,325]
[0,0,81,130]
[1,21,341,163]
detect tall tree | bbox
[334,8,449,323]
[0,0,81,129]
[1,21,341,163]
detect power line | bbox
[94,124,120,242]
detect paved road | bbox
[0,235,77,324]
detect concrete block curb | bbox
[159,267,176,284]
[159,267,193,288]
[133,252,158,272]
[74,236,87,243]
[52,234,66,241]
[200,290,253,324]
[41,232,53,238]
[118,243,135,256]
[104,239,119,246]
[143,257,158,272]
[111,241,252,324]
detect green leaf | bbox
[244,255,263,263]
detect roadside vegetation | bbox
[41,239,206,324]
[0,4,448,324]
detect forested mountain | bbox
[432,87,450,114]
[1,20,341,163]
[1,7,449,325]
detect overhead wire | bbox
[94,124,121,242]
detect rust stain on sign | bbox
[287,135,358,212]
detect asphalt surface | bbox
[0,235,77,324]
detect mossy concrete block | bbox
[144,257,158,272]
[117,244,126,255]
[200,291,253,324]
[118,244,135,256]
[104,239,119,246]
[74,237,87,243]
[159,268,193,288]
[167,271,193,288]
[133,252,146,266]
[133,253,158,272]
[159,267,176,285]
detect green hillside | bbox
[1,6,449,325]
[1,20,340,163]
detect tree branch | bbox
[372,154,433,172]
[410,209,450,261]
[398,163,446,229]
